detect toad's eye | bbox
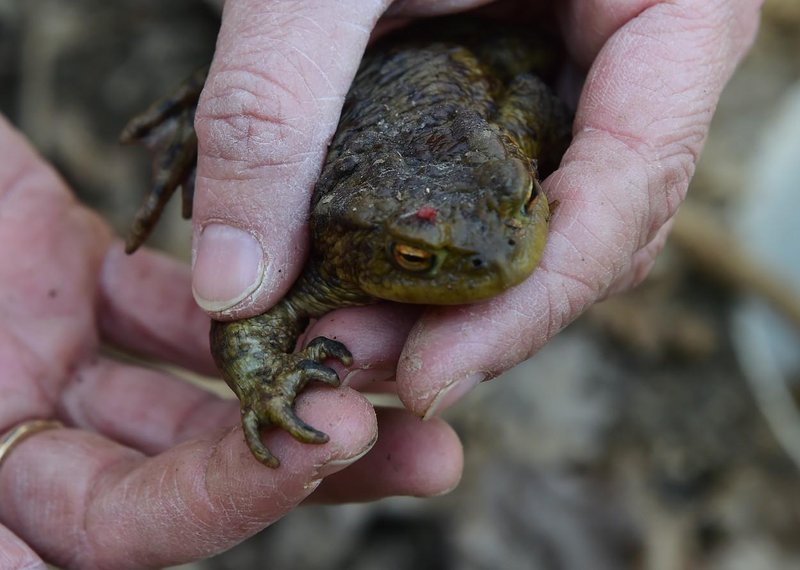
[391,243,435,272]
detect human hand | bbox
[188,0,760,417]
[0,117,461,569]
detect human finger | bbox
[303,303,420,391]
[98,243,216,375]
[0,524,45,570]
[0,389,376,569]
[58,357,238,454]
[190,0,390,319]
[605,216,674,297]
[311,407,463,503]
[396,0,762,418]
[59,358,463,500]
[560,0,662,68]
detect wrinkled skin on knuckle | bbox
[472,269,590,370]
[194,3,377,178]
[195,67,323,177]
[537,249,614,336]
[574,0,760,231]
[548,138,654,260]
[612,218,673,293]
[505,273,582,361]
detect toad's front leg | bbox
[120,66,207,253]
[210,300,354,467]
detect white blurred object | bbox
[733,80,800,467]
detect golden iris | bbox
[391,243,435,272]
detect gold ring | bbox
[0,419,64,469]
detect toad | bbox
[122,19,571,466]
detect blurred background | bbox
[2,1,800,568]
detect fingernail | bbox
[426,480,462,498]
[423,372,485,420]
[343,367,395,387]
[192,224,264,312]
[316,432,377,478]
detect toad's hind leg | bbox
[120,66,207,253]
[211,308,354,468]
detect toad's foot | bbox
[212,320,353,467]
[120,67,207,252]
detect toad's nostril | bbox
[471,256,486,269]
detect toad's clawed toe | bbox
[214,317,352,467]
[239,378,332,467]
[298,360,341,387]
[305,337,353,366]
[242,409,280,468]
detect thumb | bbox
[190,0,389,318]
